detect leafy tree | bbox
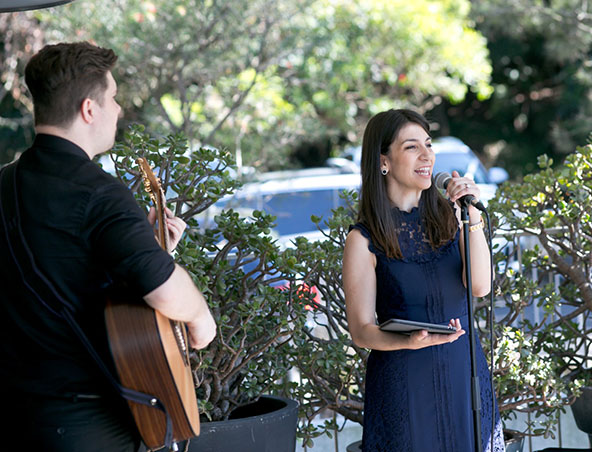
[39,0,309,162]
[285,196,366,447]
[480,144,592,438]
[280,0,493,144]
[0,12,44,164]
[428,0,592,178]
[109,125,309,421]
[1,0,492,170]
[204,0,494,168]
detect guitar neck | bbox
[156,187,169,252]
[136,157,170,252]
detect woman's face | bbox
[381,122,434,197]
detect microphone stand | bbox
[461,205,483,452]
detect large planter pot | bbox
[504,429,526,452]
[186,395,298,452]
[346,440,362,452]
[571,385,592,446]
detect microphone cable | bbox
[435,171,498,450]
[483,208,496,452]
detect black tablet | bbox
[379,318,457,335]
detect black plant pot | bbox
[504,429,526,452]
[186,395,298,452]
[571,386,592,447]
[346,440,362,452]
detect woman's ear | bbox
[380,156,389,174]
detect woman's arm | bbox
[447,171,492,297]
[343,229,465,351]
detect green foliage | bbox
[284,191,367,445]
[286,145,592,442]
[429,0,592,178]
[35,0,310,169]
[491,326,582,438]
[27,0,491,171]
[0,12,43,164]
[479,144,592,437]
[110,124,241,218]
[110,125,308,421]
[278,0,492,146]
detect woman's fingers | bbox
[446,170,481,204]
[408,319,465,350]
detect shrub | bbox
[290,144,592,444]
[110,125,308,421]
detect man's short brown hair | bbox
[25,42,118,127]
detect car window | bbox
[261,189,338,235]
[219,188,350,236]
[433,153,488,184]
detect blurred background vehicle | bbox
[198,167,361,248]
[341,136,509,204]
[199,137,508,247]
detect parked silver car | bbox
[201,137,507,246]
[198,167,361,247]
[340,136,508,204]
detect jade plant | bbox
[288,144,592,446]
[109,125,308,421]
[483,145,592,437]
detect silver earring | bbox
[381,168,388,176]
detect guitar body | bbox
[105,157,199,449]
[105,296,200,449]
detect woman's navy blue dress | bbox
[352,207,505,452]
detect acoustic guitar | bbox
[104,157,200,449]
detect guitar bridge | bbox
[171,320,190,366]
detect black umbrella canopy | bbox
[0,1,75,12]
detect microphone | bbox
[434,172,486,212]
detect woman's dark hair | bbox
[25,41,118,127]
[358,108,458,259]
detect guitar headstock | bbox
[136,157,169,251]
[137,157,161,205]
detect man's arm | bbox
[143,264,216,349]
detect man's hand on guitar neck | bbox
[147,206,186,253]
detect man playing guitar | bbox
[0,42,216,451]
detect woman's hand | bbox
[446,171,492,297]
[445,170,481,207]
[406,318,465,350]
[147,206,187,252]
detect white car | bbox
[341,136,508,205]
[201,137,508,246]
[198,168,361,247]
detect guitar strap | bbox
[0,161,175,450]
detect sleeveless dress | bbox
[352,207,505,452]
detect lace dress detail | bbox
[351,207,505,452]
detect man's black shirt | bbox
[0,134,175,398]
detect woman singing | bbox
[343,109,505,451]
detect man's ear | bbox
[80,98,94,124]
